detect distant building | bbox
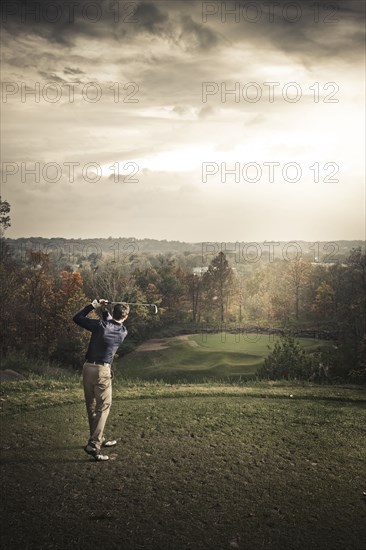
[193,267,208,276]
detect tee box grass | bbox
[1,386,365,549]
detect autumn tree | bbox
[0,197,12,263]
[154,256,185,322]
[347,247,366,338]
[285,256,312,320]
[203,252,234,323]
[0,198,11,235]
[19,251,57,357]
[51,270,90,366]
[186,271,203,323]
[313,281,335,318]
[261,261,292,323]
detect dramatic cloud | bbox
[1,0,364,240]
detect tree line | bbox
[0,198,365,381]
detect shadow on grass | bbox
[113,392,366,405]
[0,445,121,464]
[0,458,96,464]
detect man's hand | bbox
[91,299,108,309]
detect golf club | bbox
[103,301,158,314]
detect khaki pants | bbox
[82,362,112,450]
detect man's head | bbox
[113,302,130,322]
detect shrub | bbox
[348,335,366,383]
[49,337,85,368]
[258,334,316,380]
[0,350,30,372]
[317,337,364,382]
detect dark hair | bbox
[113,303,130,321]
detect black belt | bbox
[85,361,111,367]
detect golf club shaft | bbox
[104,301,158,314]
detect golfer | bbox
[73,300,129,461]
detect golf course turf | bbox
[1,335,365,549]
[1,380,365,550]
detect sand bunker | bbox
[175,335,199,347]
[136,335,199,352]
[136,339,170,352]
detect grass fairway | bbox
[1,380,365,550]
[120,332,328,381]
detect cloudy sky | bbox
[1,0,365,241]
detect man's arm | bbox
[102,309,113,321]
[73,303,100,331]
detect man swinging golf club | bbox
[73,299,130,461]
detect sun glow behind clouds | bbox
[1,0,365,240]
[101,144,216,174]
